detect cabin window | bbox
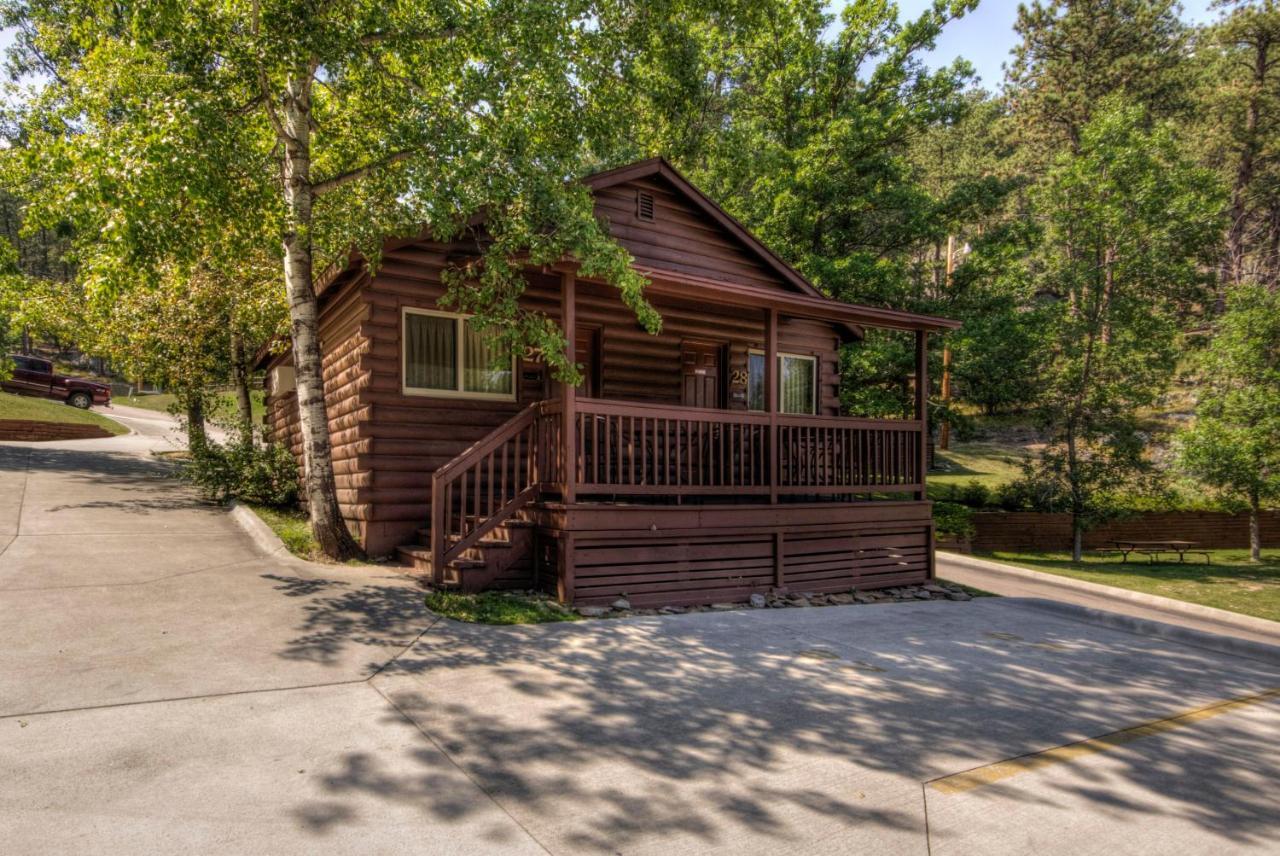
[402,308,515,400]
[747,351,818,415]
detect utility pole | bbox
[939,235,955,451]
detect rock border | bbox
[572,582,975,619]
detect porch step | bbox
[396,545,485,576]
[397,520,536,592]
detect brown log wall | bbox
[969,510,1280,553]
[262,271,373,539]
[263,175,851,557]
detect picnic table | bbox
[1108,540,1211,564]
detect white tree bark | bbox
[280,73,362,559]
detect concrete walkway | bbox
[2,422,1278,853]
[0,422,544,854]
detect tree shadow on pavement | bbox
[263,572,431,671]
[289,603,1280,852]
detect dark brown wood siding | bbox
[531,502,934,608]
[593,176,793,292]
[264,176,848,557]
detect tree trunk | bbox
[229,329,255,442]
[280,73,362,560]
[186,396,207,452]
[1067,424,1084,563]
[1223,34,1268,296]
[1250,492,1262,564]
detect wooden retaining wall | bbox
[969,510,1280,553]
[0,419,114,441]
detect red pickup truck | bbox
[2,354,112,409]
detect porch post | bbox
[561,270,577,505]
[915,329,928,502]
[766,307,778,503]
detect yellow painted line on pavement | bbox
[929,687,1280,795]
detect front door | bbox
[681,340,724,409]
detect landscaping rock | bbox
[611,597,632,611]
[711,603,737,611]
[577,606,609,618]
[947,592,972,601]
[749,593,767,609]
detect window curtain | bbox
[405,314,456,390]
[462,320,513,394]
[780,355,816,414]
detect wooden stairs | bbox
[396,400,560,592]
[397,518,537,592]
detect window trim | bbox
[401,307,517,401]
[747,349,819,415]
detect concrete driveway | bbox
[2,424,1278,854]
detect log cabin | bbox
[259,158,959,608]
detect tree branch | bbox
[359,27,460,46]
[311,150,416,197]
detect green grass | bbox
[0,391,129,435]
[980,549,1280,623]
[244,502,382,569]
[245,502,318,559]
[929,440,1032,491]
[122,390,265,424]
[425,590,580,624]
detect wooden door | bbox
[681,340,724,409]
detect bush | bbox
[181,439,299,507]
[932,501,975,538]
[957,480,991,508]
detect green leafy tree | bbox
[1007,0,1191,164]
[1176,284,1280,561]
[1191,0,1280,290]
[1020,101,1223,560]
[2,0,746,558]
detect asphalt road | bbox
[1,427,1277,854]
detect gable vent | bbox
[636,190,655,222]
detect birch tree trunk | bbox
[229,329,255,442]
[280,73,362,560]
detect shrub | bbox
[932,501,975,538]
[181,439,299,507]
[957,480,991,508]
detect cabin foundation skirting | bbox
[526,501,935,608]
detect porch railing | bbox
[429,399,562,579]
[569,398,922,497]
[429,396,923,575]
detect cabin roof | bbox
[259,158,958,369]
[581,157,826,300]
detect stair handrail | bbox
[430,399,558,581]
